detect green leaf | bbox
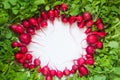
[9,0,17,6]
[2,1,11,9]
[93,75,106,80]
[113,67,120,75]
[33,0,46,5]
[51,1,62,7]
[108,41,119,48]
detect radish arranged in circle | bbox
[10,3,106,80]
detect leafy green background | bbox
[0,0,120,80]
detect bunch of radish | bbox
[10,3,106,80]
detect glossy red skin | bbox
[86,58,94,65]
[19,33,31,44]
[95,41,103,49]
[78,65,89,76]
[34,58,41,66]
[50,70,56,76]
[61,3,68,11]
[56,70,63,78]
[11,41,20,48]
[77,21,85,28]
[77,58,85,65]
[63,68,70,76]
[85,20,94,27]
[25,54,32,60]
[41,21,48,28]
[22,20,30,28]
[48,10,55,18]
[86,46,95,55]
[85,28,92,34]
[19,46,28,53]
[26,28,35,35]
[29,17,38,26]
[83,12,92,21]
[86,34,98,44]
[15,53,24,60]
[77,15,83,22]
[46,76,52,80]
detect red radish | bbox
[46,76,52,80]
[83,12,92,21]
[69,16,76,26]
[86,34,98,44]
[19,42,26,47]
[86,58,94,65]
[54,5,60,10]
[41,11,48,20]
[85,20,93,27]
[15,53,24,60]
[86,46,95,55]
[86,54,93,59]
[71,69,77,74]
[50,69,56,76]
[23,63,29,68]
[38,67,42,73]
[19,33,31,44]
[42,65,50,76]
[77,58,85,65]
[62,17,68,23]
[61,3,68,11]
[56,70,63,78]
[97,32,106,38]
[26,28,35,35]
[28,59,32,63]
[22,20,30,28]
[78,71,83,77]
[34,58,41,66]
[37,17,42,23]
[29,17,38,26]
[19,46,28,53]
[18,58,25,64]
[85,28,91,34]
[29,64,35,70]
[49,17,55,24]
[77,15,83,22]
[95,41,103,49]
[10,24,24,34]
[91,31,98,35]
[54,9,60,18]
[63,68,70,76]
[11,41,20,48]
[96,23,104,30]
[77,21,85,28]
[41,21,48,28]
[72,64,78,70]
[78,65,89,76]
[25,53,32,60]
[10,24,18,31]
[48,10,55,18]
[95,18,102,24]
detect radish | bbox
[54,5,60,10]
[25,53,32,60]
[49,17,55,24]
[86,54,93,59]
[10,24,24,34]
[19,46,28,53]
[86,46,95,55]
[26,28,35,35]
[41,11,48,20]
[63,68,70,76]
[15,53,24,60]
[50,69,56,76]
[77,58,85,65]
[19,33,31,44]
[77,15,83,22]
[62,17,68,23]
[85,28,91,34]
[54,9,60,18]
[77,21,85,28]
[37,17,42,23]
[61,3,68,11]
[38,67,42,73]
[46,76,52,80]
[56,70,63,78]
[86,34,98,44]
[42,65,50,76]
[95,41,103,49]
[78,65,89,76]
[34,58,41,66]
[48,10,55,18]
[22,20,30,28]
[11,41,20,48]
[41,21,48,28]
[97,32,106,38]
[69,16,76,26]
[23,63,29,68]
[94,18,102,24]
[85,20,94,27]
[10,24,18,31]
[78,71,83,77]
[86,58,94,65]
[18,58,25,64]
[83,12,92,21]
[29,64,35,70]
[96,23,104,30]
[29,17,38,26]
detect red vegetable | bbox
[41,11,48,20]
[19,46,28,53]
[29,17,38,26]
[46,76,52,80]
[15,53,24,60]
[56,70,63,79]
[85,20,93,27]
[78,65,89,76]
[42,65,50,76]
[86,46,95,55]
[95,41,103,49]
[41,21,48,28]
[48,10,55,18]
[34,58,41,66]
[63,68,70,76]
[61,3,67,11]
[86,58,94,65]
[77,21,85,28]
[77,15,83,22]
[96,23,104,30]
[50,69,56,76]
[11,41,20,48]
[77,58,85,65]
[86,34,98,44]
[25,53,32,60]
[22,20,30,28]
[19,33,31,44]
[83,12,92,21]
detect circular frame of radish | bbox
[10,3,106,80]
